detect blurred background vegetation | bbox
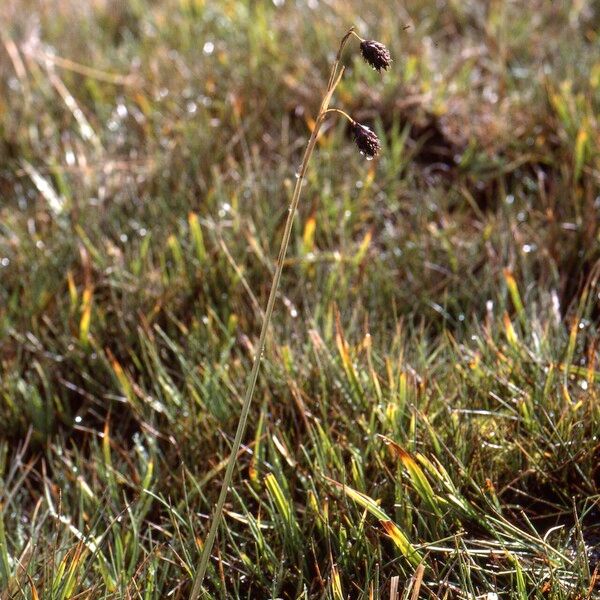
[0,0,599,598]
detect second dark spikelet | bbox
[360,40,392,72]
[352,123,381,158]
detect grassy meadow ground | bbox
[1,0,600,597]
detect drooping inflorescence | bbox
[360,39,392,72]
[337,33,390,158]
[351,122,381,158]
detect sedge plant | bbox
[190,27,392,599]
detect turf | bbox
[0,0,599,598]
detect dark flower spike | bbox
[352,122,381,158]
[360,39,392,72]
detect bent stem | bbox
[189,28,356,600]
[321,108,355,125]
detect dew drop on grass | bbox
[293,172,307,187]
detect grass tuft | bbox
[1,0,599,598]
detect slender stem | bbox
[321,108,355,124]
[348,30,365,43]
[189,29,357,600]
[326,27,357,90]
[190,121,323,597]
